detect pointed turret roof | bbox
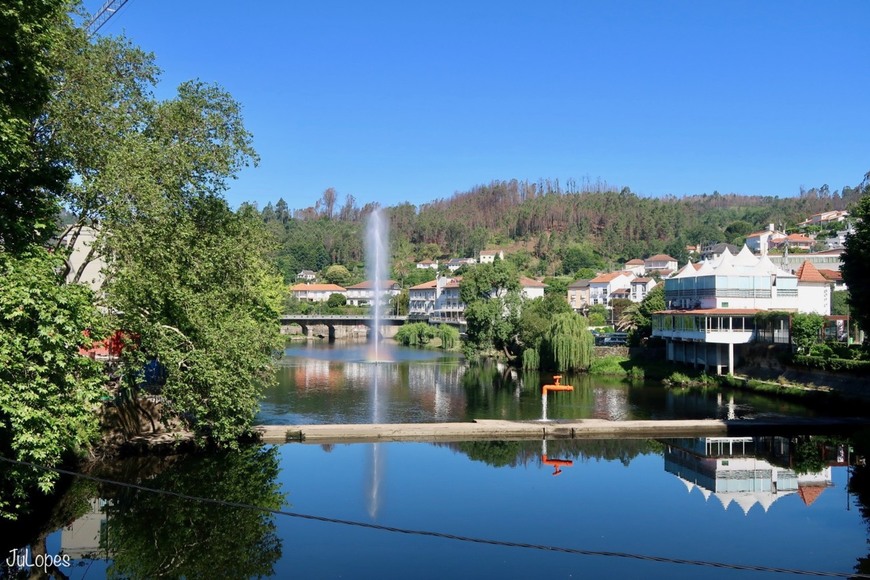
[796,260,828,283]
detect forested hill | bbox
[257,176,868,282]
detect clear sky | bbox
[84,0,870,211]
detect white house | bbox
[446,258,476,272]
[296,269,317,282]
[799,210,849,228]
[416,259,438,270]
[644,254,678,274]
[289,283,347,302]
[624,259,645,276]
[519,276,547,300]
[589,271,635,306]
[479,249,505,264]
[629,278,656,303]
[345,280,400,307]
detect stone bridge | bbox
[280,314,408,341]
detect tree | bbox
[540,312,594,372]
[791,313,825,354]
[832,291,851,317]
[460,261,521,357]
[0,247,106,516]
[323,264,352,286]
[0,0,68,253]
[326,293,346,309]
[841,187,870,340]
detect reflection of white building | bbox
[61,498,108,559]
[664,437,833,515]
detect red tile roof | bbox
[409,280,439,290]
[590,271,628,283]
[796,261,828,283]
[626,259,644,265]
[817,269,843,282]
[347,280,399,289]
[519,276,547,288]
[646,254,677,262]
[798,483,827,507]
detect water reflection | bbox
[3,446,285,580]
[4,433,868,579]
[258,343,826,425]
[663,436,840,515]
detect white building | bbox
[644,254,678,273]
[652,246,834,375]
[60,226,106,292]
[519,276,547,300]
[289,283,347,302]
[408,277,452,318]
[478,249,505,264]
[446,258,476,272]
[567,279,591,311]
[432,277,465,323]
[296,269,317,282]
[589,271,635,306]
[345,280,400,307]
[623,259,645,276]
[629,278,656,303]
[416,259,438,270]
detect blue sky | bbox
[85,0,869,211]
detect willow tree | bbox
[541,312,594,372]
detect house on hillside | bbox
[446,258,476,272]
[772,233,816,252]
[701,243,740,261]
[290,283,347,302]
[479,249,505,264]
[624,259,645,276]
[519,276,547,300]
[798,210,849,228]
[296,270,317,282]
[345,280,400,307]
[652,246,834,375]
[644,254,678,273]
[416,259,438,270]
[567,279,591,311]
[630,278,656,303]
[589,271,635,306]
[745,226,786,255]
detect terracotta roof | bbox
[784,233,814,243]
[289,283,346,292]
[626,259,644,265]
[480,249,502,255]
[519,276,547,288]
[646,254,677,262]
[346,280,399,289]
[410,280,439,290]
[444,276,463,288]
[631,277,653,283]
[611,288,630,296]
[796,261,828,283]
[417,259,436,265]
[590,271,628,284]
[817,269,843,282]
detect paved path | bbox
[255,417,870,444]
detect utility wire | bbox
[2,455,866,578]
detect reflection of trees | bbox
[444,439,662,468]
[849,430,870,575]
[101,445,285,579]
[0,475,98,579]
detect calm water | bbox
[17,436,870,579]
[8,343,869,578]
[257,342,827,425]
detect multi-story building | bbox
[567,279,591,311]
[652,246,833,375]
[408,277,452,319]
[629,278,656,303]
[589,271,635,306]
[519,276,547,300]
[479,249,505,264]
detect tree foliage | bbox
[842,186,870,339]
[460,261,521,357]
[791,313,825,354]
[0,247,106,515]
[540,312,594,372]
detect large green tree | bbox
[842,182,870,341]
[0,247,106,516]
[460,260,521,357]
[0,0,68,253]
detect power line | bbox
[2,454,866,578]
[85,0,131,37]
